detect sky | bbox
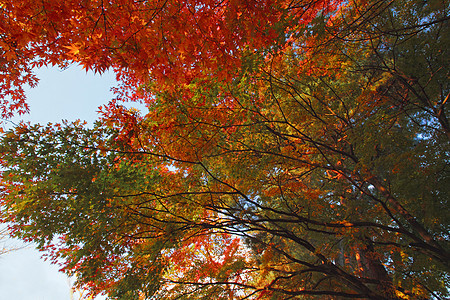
[0,66,144,300]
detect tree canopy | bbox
[1,0,449,299]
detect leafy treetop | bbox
[0,0,449,299]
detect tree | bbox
[1,0,449,299]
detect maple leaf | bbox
[65,44,81,57]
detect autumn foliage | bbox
[1,0,449,299]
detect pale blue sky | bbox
[0,65,143,300]
[7,66,117,127]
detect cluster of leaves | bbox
[0,0,338,116]
[1,0,449,299]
